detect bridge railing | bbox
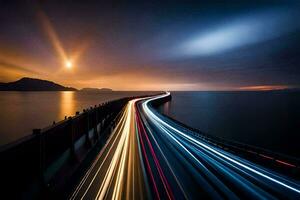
[0,96,132,197]
[155,100,300,180]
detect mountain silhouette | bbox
[0,77,77,91]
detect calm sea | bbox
[159,91,300,158]
[1,91,299,158]
[0,91,157,146]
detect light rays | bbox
[37,9,89,71]
[37,10,69,64]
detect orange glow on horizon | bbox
[238,85,289,91]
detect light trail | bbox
[140,92,300,198]
[70,92,300,199]
[70,106,129,200]
[71,99,148,200]
[136,108,174,200]
[140,114,189,199]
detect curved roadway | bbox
[70,93,300,200]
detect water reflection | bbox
[0,91,157,146]
[59,91,75,120]
[162,101,171,115]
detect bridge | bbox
[1,92,300,199]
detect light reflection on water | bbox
[59,91,75,119]
[162,101,171,116]
[0,91,157,146]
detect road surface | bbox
[70,93,300,199]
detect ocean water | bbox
[0,91,157,146]
[1,91,299,158]
[159,91,300,158]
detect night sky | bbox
[0,0,300,90]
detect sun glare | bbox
[66,60,72,69]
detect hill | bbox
[0,77,77,91]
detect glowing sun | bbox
[65,60,73,69]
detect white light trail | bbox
[142,92,300,195]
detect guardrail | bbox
[161,114,300,178]
[155,94,300,180]
[0,97,132,198]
